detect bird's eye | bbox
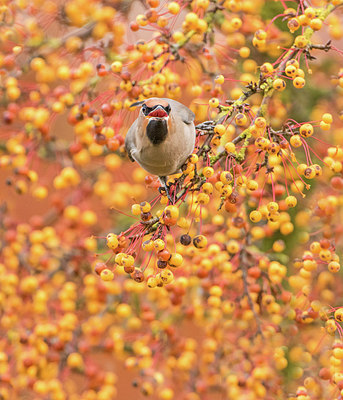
[142,104,148,115]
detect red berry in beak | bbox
[148,106,168,118]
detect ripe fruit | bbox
[168,253,183,267]
[209,98,219,108]
[260,62,273,74]
[285,196,297,208]
[299,124,314,138]
[310,18,322,30]
[285,65,297,77]
[168,2,180,14]
[250,210,262,223]
[193,235,208,249]
[101,269,114,281]
[235,113,248,126]
[290,135,302,147]
[214,75,225,85]
[294,35,308,48]
[106,233,119,250]
[322,113,333,124]
[293,76,305,89]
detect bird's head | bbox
[130,98,171,145]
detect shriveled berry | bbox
[131,268,144,282]
[180,234,192,246]
[157,260,167,269]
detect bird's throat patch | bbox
[146,119,168,145]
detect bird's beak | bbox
[147,105,168,118]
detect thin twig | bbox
[240,247,264,338]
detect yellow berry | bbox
[132,204,141,215]
[140,201,151,213]
[322,113,333,124]
[290,135,302,147]
[294,35,308,48]
[106,233,119,250]
[310,18,322,30]
[214,124,226,135]
[299,124,313,138]
[293,76,305,89]
[154,239,165,251]
[285,196,297,208]
[239,47,250,58]
[220,171,233,184]
[168,253,183,267]
[225,142,236,153]
[168,2,180,14]
[260,62,273,75]
[214,75,225,85]
[235,113,248,126]
[250,210,262,223]
[285,65,297,77]
[209,98,219,108]
[203,166,214,178]
[335,308,343,322]
[100,269,114,281]
[193,235,207,249]
[67,353,84,368]
[320,121,331,130]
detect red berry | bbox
[331,176,343,190]
[130,22,139,31]
[101,103,114,116]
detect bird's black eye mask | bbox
[142,104,171,117]
[130,101,171,117]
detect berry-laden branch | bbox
[98,1,341,290]
[101,2,338,288]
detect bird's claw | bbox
[158,186,175,204]
[158,176,175,204]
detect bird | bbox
[125,97,196,203]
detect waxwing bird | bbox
[125,98,196,203]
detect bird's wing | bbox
[124,120,138,162]
[162,98,195,125]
